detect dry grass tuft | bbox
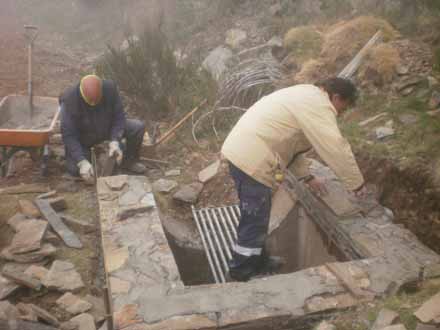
[358,43,401,86]
[283,26,323,64]
[321,16,400,72]
[294,59,329,84]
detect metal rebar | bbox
[209,208,232,260]
[202,209,229,278]
[198,209,225,283]
[217,208,236,251]
[223,206,239,237]
[192,206,220,283]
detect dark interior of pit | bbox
[165,205,346,286]
[358,154,440,255]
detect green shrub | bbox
[96,27,178,119]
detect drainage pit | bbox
[167,204,345,285]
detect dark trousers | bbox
[65,119,145,176]
[228,162,272,274]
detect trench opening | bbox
[165,204,347,286]
[358,154,440,255]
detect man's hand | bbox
[77,160,95,185]
[353,185,368,198]
[307,177,328,196]
[109,141,123,165]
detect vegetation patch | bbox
[283,26,323,64]
[321,16,400,72]
[358,43,401,86]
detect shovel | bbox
[24,25,38,120]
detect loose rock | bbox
[173,182,204,204]
[165,169,181,177]
[371,308,399,330]
[83,295,105,324]
[153,179,178,193]
[0,275,20,300]
[28,304,59,326]
[57,293,93,315]
[24,265,49,281]
[0,301,19,320]
[198,160,221,183]
[7,213,29,232]
[414,292,440,323]
[315,320,336,330]
[376,127,395,140]
[9,220,48,254]
[42,261,84,292]
[70,313,96,330]
[1,244,57,263]
[19,200,41,218]
[16,303,38,322]
[105,176,128,191]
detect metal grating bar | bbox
[193,205,240,283]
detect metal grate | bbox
[191,205,240,283]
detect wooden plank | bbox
[0,320,57,330]
[0,184,49,195]
[2,269,42,291]
[34,199,82,249]
[326,262,374,299]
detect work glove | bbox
[77,160,95,185]
[109,141,123,165]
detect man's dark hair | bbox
[314,77,358,105]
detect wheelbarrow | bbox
[0,26,60,177]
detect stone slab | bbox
[57,292,93,315]
[1,243,57,264]
[0,275,20,300]
[42,261,84,292]
[415,292,440,323]
[19,200,41,218]
[198,160,220,183]
[9,219,48,254]
[70,313,96,330]
[7,213,29,232]
[371,308,400,330]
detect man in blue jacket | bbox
[60,75,146,184]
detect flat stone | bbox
[9,220,48,254]
[376,127,395,140]
[415,292,440,323]
[153,179,178,193]
[198,160,221,183]
[114,304,142,330]
[57,293,93,315]
[316,321,336,330]
[0,301,19,320]
[0,275,20,300]
[0,184,49,195]
[118,204,154,221]
[42,261,84,292]
[105,175,128,191]
[109,277,131,295]
[2,265,42,290]
[37,190,57,200]
[173,182,204,204]
[1,243,57,263]
[119,190,143,206]
[401,86,415,96]
[19,200,41,218]
[16,303,38,322]
[83,295,105,324]
[61,321,80,330]
[7,213,29,232]
[416,322,440,330]
[70,313,96,330]
[165,169,181,177]
[399,114,419,125]
[29,304,59,326]
[371,308,400,330]
[305,293,358,312]
[396,64,409,75]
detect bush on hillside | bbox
[283,26,323,64]
[96,26,178,119]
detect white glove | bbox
[109,141,123,165]
[77,160,95,185]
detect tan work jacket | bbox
[221,84,364,191]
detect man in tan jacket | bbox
[221,77,367,281]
